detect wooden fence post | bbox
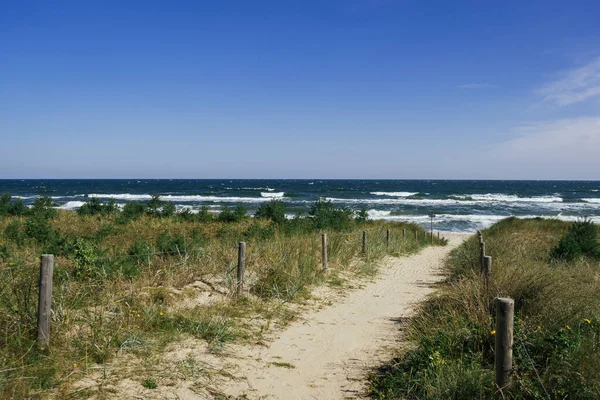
[237,242,246,296]
[495,297,514,391]
[37,254,54,347]
[480,242,486,273]
[402,228,406,237]
[437,231,440,240]
[415,230,418,240]
[386,229,390,247]
[362,231,367,253]
[321,233,328,271]
[483,255,492,280]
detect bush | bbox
[30,197,57,219]
[255,200,286,224]
[550,219,599,261]
[309,198,354,231]
[217,205,248,223]
[24,216,57,245]
[77,198,118,216]
[0,194,29,216]
[155,232,186,255]
[146,195,176,218]
[355,208,369,224]
[4,221,26,246]
[118,202,147,224]
[128,239,152,264]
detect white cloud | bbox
[536,56,600,106]
[457,83,499,89]
[488,117,600,179]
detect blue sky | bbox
[1,0,600,179]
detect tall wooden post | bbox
[37,254,54,347]
[321,233,328,271]
[480,242,486,273]
[362,231,367,253]
[237,242,246,296]
[495,298,514,390]
[483,255,492,280]
[386,229,390,247]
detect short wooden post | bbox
[386,229,390,247]
[402,228,406,237]
[437,231,440,240]
[321,234,328,271]
[415,230,418,240]
[37,254,54,347]
[237,242,246,296]
[362,231,367,253]
[483,255,492,280]
[480,242,486,273]
[495,298,514,391]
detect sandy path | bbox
[223,233,467,399]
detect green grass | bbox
[369,217,600,399]
[0,198,443,398]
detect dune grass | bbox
[369,217,600,399]
[0,196,444,398]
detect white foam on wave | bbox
[582,198,600,203]
[370,191,418,197]
[260,192,285,198]
[454,193,563,203]
[366,210,600,232]
[87,193,274,203]
[56,201,87,210]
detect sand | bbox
[221,233,468,399]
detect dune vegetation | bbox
[0,194,443,398]
[370,217,600,399]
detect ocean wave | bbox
[260,192,285,198]
[582,198,600,203]
[56,201,87,210]
[87,193,274,203]
[370,191,418,197]
[453,193,563,203]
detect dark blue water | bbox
[1,179,599,232]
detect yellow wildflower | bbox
[566,325,571,330]
[73,363,77,367]
[490,330,496,335]
[159,312,164,316]
[584,318,591,324]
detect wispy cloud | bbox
[536,56,600,106]
[487,117,600,179]
[457,83,499,89]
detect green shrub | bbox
[142,378,157,389]
[77,198,118,216]
[255,200,286,224]
[118,202,147,224]
[309,198,354,231]
[0,244,10,260]
[155,232,186,255]
[146,195,176,218]
[30,197,57,219]
[355,208,369,224]
[0,194,29,216]
[550,219,599,261]
[128,239,152,264]
[244,222,275,241]
[217,205,248,223]
[24,216,58,246]
[4,221,26,246]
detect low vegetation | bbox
[0,195,443,398]
[370,217,600,399]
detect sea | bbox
[1,179,600,233]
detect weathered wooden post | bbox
[483,255,492,280]
[362,231,367,253]
[237,242,246,296]
[495,297,514,391]
[402,228,406,237]
[321,233,328,271]
[480,242,486,273]
[37,254,54,347]
[437,231,440,240]
[386,229,390,247]
[415,230,418,240]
